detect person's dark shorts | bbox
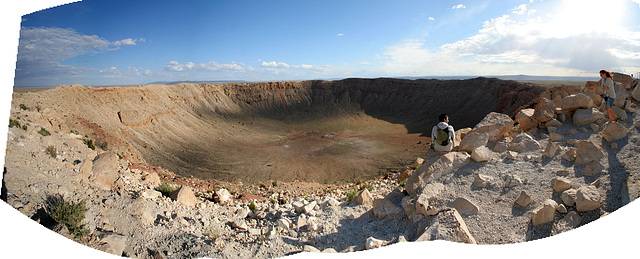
[605,96,615,108]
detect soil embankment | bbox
[10,78,543,184]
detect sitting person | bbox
[431,113,455,152]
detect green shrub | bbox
[96,140,108,150]
[272,180,278,187]
[45,145,57,158]
[19,104,28,110]
[22,125,27,131]
[83,139,95,150]
[249,202,257,212]
[345,186,359,202]
[155,182,179,197]
[46,196,88,238]
[37,128,51,136]
[9,118,21,128]
[398,178,408,187]
[205,225,221,240]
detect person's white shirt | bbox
[432,122,455,152]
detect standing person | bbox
[600,69,618,122]
[431,114,455,152]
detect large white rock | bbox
[531,199,558,226]
[576,186,601,212]
[365,237,388,250]
[543,141,560,158]
[169,185,197,207]
[508,133,542,153]
[97,232,127,256]
[601,122,628,142]
[90,152,120,190]
[552,177,572,193]
[549,132,564,142]
[575,141,604,165]
[561,189,578,207]
[584,160,605,177]
[415,208,476,244]
[561,93,593,111]
[450,198,479,215]
[573,108,605,126]
[515,109,536,132]
[532,98,556,124]
[458,132,489,153]
[515,191,533,207]
[472,174,495,188]
[405,152,470,195]
[632,84,640,102]
[215,188,232,203]
[350,189,374,206]
[471,146,493,162]
[613,82,626,108]
[584,89,602,105]
[372,199,403,219]
[469,112,514,142]
[277,218,292,230]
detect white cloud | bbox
[428,17,435,21]
[99,66,120,74]
[337,33,344,37]
[382,0,640,76]
[451,4,466,9]
[18,27,111,62]
[260,61,290,68]
[512,4,536,15]
[15,27,143,86]
[163,61,245,72]
[113,38,145,46]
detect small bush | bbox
[46,196,88,238]
[37,128,51,136]
[398,178,408,187]
[19,104,28,110]
[249,202,257,212]
[45,145,57,158]
[116,153,123,159]
[345,186,359,202]
[83,139,95,150]
[272,180,278,187]
[96,139,108,150]
[205,225,221,240]
[22,125,27,131]
[9,118,21,128]
[155,182,179,197]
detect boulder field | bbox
[3,75,640,258]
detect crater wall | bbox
[12,78,544,184]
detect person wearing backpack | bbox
[431,113,455,152]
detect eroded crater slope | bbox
[11,78,543,184]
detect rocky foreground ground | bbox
[2,75,640,258]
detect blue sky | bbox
[10,0,640,87]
